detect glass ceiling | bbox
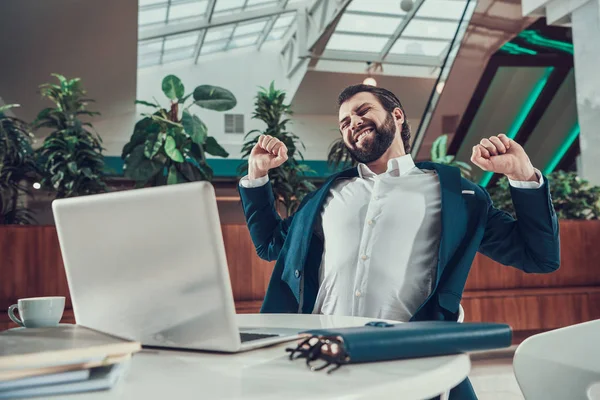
[138,0,299,67]
[326,0,474,59]
[137,0,476,69]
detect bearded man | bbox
[238,84,560,400]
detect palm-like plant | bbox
[34,74,108,198]
[122,75,235,186]
[0,104,39,224]
[240,82,316,216]
[327,137,356,171]
[430,134,472,178]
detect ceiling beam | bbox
[379,0,427,62]
[257,0,291,50]
[280,0,353,78]
[316,50,441,67]
[335,30,452,43]
[344,9,462,24]
[140,3,302,41]
[192,0,217,64]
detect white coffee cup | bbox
[8,297,65,328]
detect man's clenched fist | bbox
[471,134,537,182]
[248,135,288,179]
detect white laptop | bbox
[52,181,300,352]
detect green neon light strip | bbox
[518,30,574,54]
[479,67,554,187]
[500,42,538,56]
[543,123,580,175]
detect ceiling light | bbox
[400,0,414,12]
[436,82,445,94]
[363,77,377,86]
[363,62,383,87]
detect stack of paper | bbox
[0,325,140,399]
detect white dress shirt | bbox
[240,155,543,321]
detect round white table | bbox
[53,314,470,400]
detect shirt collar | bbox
[358,154,416,178]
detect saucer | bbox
[6,323,74,331]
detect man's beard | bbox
[346,113,396,164]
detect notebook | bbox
[0,362,126,399]
[0,325,140,377]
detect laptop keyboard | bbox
[239,332,280,343]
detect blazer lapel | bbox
[417,162,467,288]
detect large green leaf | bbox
[181,111,207,145]
[188,143,204,162]
[123,145,162,182]
[177,162,203,182]
[144,131,165,159]
[162,75,185,100]
[51,170,64,189]
[67,161,78,174]
[122,117,160,159]
[443,155,455,163]
[454,161,472,170]
[204,136,229,158]
[164,136,184,162]
[167,165,184,185]
[0,104,19,113]
[197,161,213,181]
[431,134,448,162]
[193,85,237,111]
[81,167,93,178]
[149,113,182,128]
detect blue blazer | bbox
[239,162,560,319]
[239,162,560,399]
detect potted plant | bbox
[327,137,356,171]
[0,104,39,224]
[240,82,316,216]
[34,74,108,198]
[122,75,235,186]
[488,170,600,219]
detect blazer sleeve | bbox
[238,181,294,262]
[478,176,561,273]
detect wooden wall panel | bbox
[0,226,69,310]
[466,220,600,291]
[221,225,274,301]
[2,221,600,339]
[462,287,600,331]
[0,225,272,311]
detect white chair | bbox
[457,304,465,323]
[513,319,600,400]
[440,304,466,400]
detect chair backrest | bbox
[441,303,465,400]
[457,304,465,323]
[513,320,600,400]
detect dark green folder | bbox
[299,321,512,365]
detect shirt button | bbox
[374,195,379,200]
[355,290,362,297]
[361,255,368,260]
[367,220,373,225]
[294,270,301,278]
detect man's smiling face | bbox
[338,92,402,164]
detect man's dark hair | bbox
[338,84,411,153]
